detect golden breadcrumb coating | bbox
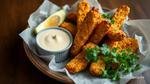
[89,21,110,44]
[107,29,127,41]
[71,8,102,56]
[105,37,138,53]
[112,5,130,29]
[60,22,77,36]
[77,0,90,30]
[66,42,96,74]
[107,5,130,41]
[89,56,105,76]
[66,12,77,23]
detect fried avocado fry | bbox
[112,5,130,29]
[77,0,90,31]
[107,29,127,41]
[89,21,110,44]
[89,56,105,76]
[60,22,77,36]
[71,8,102,56]
[105,37,138,53]
[107,5,130,41]
[66,12,77,23]
[66,42,96,74]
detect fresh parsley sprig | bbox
[85,46,100,62]
[102,13,115,24]
[100,44,141,80]
[85,44,141,81]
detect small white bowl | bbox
[35,27,73,62]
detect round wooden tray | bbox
[23,7,117,84]
[23,42,74,83]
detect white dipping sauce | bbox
[36,28,71,52]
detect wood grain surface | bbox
[0,0,149,84]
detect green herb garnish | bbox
[100,44,140,80]
[100,44,110,56]
[110,18,115,24]
[86,44,141,81]
[102,14,111,19]
[133,64,141,71]
[85,46,100,62]
[102,13,115,24]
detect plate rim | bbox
[23,42,74,83]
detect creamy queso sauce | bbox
[37,29,70,51]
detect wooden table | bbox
[0,0,149,84]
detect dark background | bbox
[0,0,149,84]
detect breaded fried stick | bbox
[89,38,138,76]
[112,5,130,29]
[59,22,77,37]
[66,12,77,23]
[107,29,126,41]
[66,42,96,74]
[107,5,130,41]
[71,8,102,56]
[105,37,138,52]
[89,21,110,44]
[77,0,90,31]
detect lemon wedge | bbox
[35,9,66,33]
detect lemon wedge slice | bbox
[35,9,66,33]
